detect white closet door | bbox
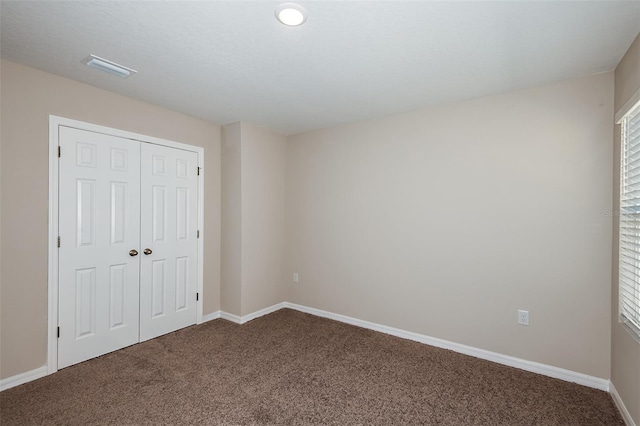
[139,143,198,341]
[58,127,141,369]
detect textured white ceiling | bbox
[2,1,640,135]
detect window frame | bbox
[618,100,640,341]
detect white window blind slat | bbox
[620,285,640,303]
[619,250,640,263]
[624,155,640,169]
[618,244,640,258]
[620,272,640,288]
[619,259,640,275]
[624,139,640,157]
[619,103,640,339]
[625,174,640,187]
[619,224,640,230]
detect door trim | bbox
[48,115,205,375]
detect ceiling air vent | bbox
[82,54,137,78]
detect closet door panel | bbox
[139,143,198,341]
[58,127,141,369]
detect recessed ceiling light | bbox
[82,54,137,78]
[275,3,307,27]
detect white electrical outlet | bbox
[518,310,529,326]
[293,273,299,283]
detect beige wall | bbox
[612,33,640,425]
[286,73,614,379]
[221,122,287,316]
[221,123,242,316]
[0,60,222,379]
[240,123,287,316]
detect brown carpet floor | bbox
[0,309,624,425]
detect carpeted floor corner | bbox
[0,309,624,425]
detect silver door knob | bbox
[143,248,153,255]
[129,249,139,256]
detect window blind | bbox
[619,101,640,338]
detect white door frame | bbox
[47,115,205,375]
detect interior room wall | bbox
[0,60,222,379]
[220,122,287,317]
[612,32,640,425]
[221,123,242,316]
[240,123,287,316]
[285,72,614,379]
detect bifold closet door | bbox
[58,127,141,369]
[139,143,198,342]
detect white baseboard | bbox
[610,383,637,426]
[219,302,287,325]
[0,302,619,401]
[0,366,48,392]
[200,311,221,323]
[283,302,610,391]
[219,311,242,323]
[240,302,287,323]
